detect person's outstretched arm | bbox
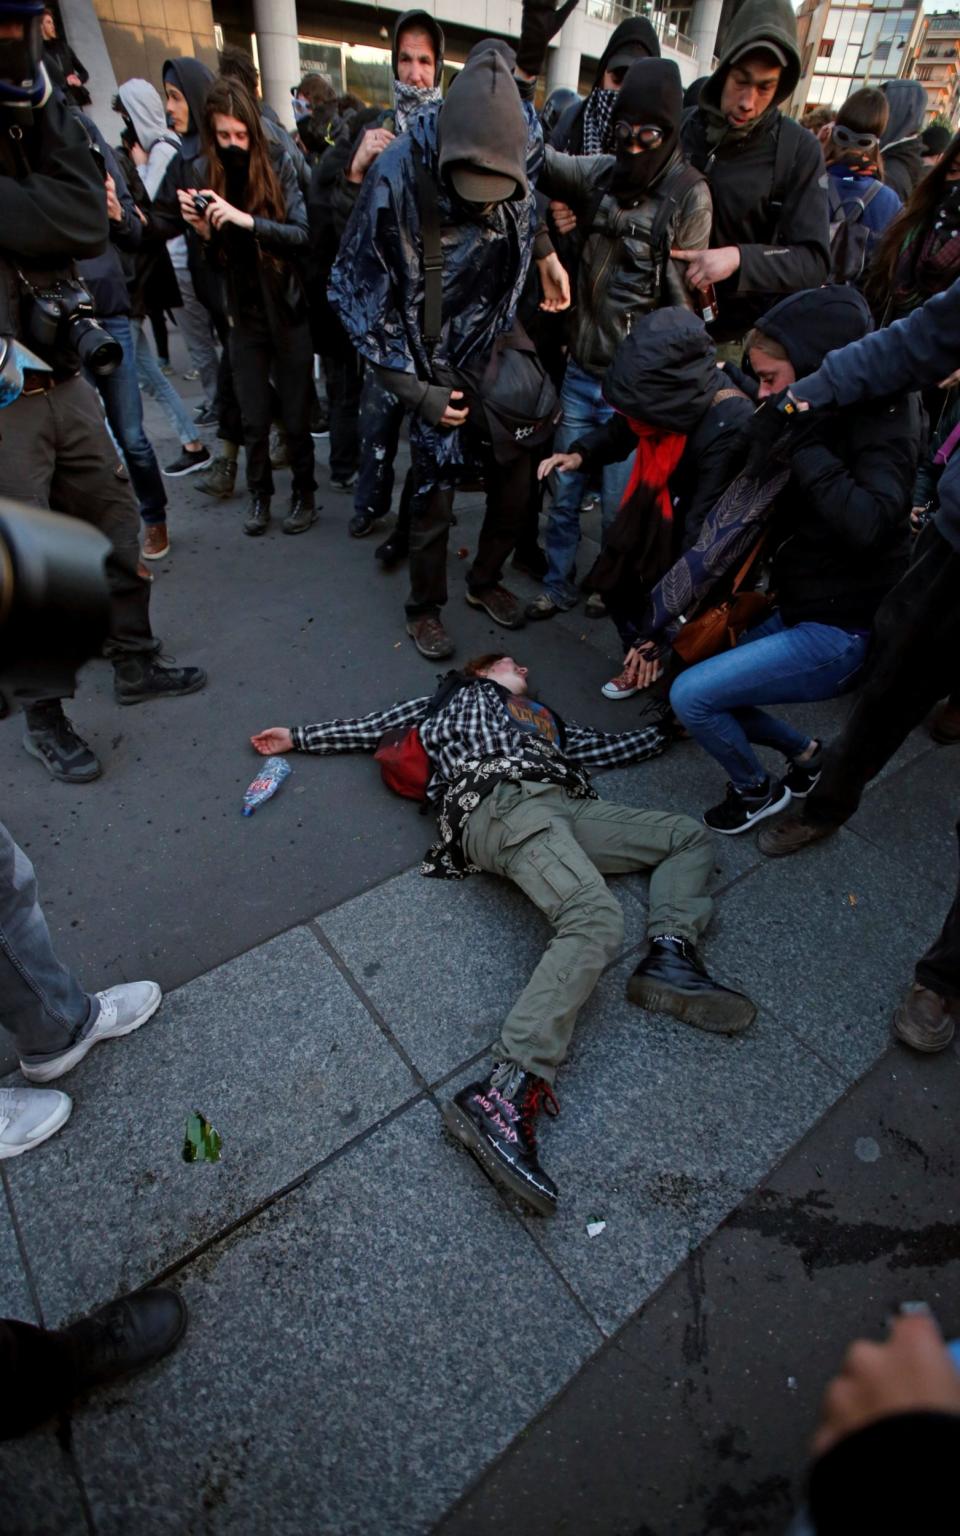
[251,698,431,757]
[563,716,668,768]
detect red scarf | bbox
[588,419,687,596]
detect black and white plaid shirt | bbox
[291,679,666,877]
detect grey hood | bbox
[438,49,528,202]
[118,78,180,199]
[881,79,926,149]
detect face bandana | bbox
[393,78,441,134]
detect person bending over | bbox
[251,655,756,1216]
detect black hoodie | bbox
[756,286,919,628]
[549,17,660,154]
[680,0,829,341]
[391,9,445,85]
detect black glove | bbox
[516,0,580,77]
[741,393,801,480]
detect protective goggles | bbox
[612,121,665,150]
[831,123,879,154]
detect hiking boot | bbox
[511,545,548,580]
[282,492,317,535]
[23,706,101,783]
[0,1088,72,1159]
[893,984,956,1054]
[466,585,525,629]
[243,496,271,537]
[602,663,640,701]
[525,592,563,621]
[113,657,207,706]
[703,777,791,835]
[443,1064,559,1216]
[929,699,960,745]
[198,454,237,499]
[349,509,379,538]
[783,741,822,798]
[627,936,756,1034]
[757,813,839,859]
[20,981,162,1083]
[406,615,454,660]
[61,1289,187,1394]
[584,592,607,618]
[162,445,211,478]
[375,529,408,567]
[142,523,170,561]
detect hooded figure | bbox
[391,8,445,132]
[161,56,213,163]
[116,79,179,200]
[549,16,660,154]
[608,55,682,198]
[880,80,927,206]
[680,0,829,342]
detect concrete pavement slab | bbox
[847,740,958,899]
[436,1043,960,1536]
[71,1101,600,1536]
[3,928,417,1327]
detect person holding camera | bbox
[0,1,205,784]
[176,78,316,538]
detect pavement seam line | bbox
[308,919,431,1090]
[1,1164,47,1328]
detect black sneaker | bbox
[162,445,212,478]
[375,530,409,568]
[62,1288,187,1394]
[703,777,790,835]
[443,1065,559,1216]
[23,706,101,783]
[114,657,207,706]
[627,936,756,1034]
[783,741,822,798]
[193,403,218,427]
[349,509,378,538]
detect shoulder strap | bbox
[649,161,702,255]
[860,179,883,210]
[730,534,767,595]
[769,115,795,237]
[411,139,443,355]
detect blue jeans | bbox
[669,613,870,790]
[95,315,167,525]
[0,820,98,1060]
[543,358,634,607]
[131,318,199,448]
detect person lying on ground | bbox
[251,653,756,1216]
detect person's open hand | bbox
[812,1312,960,1461]
[671,246,740,289]
[439,389,470,428]
[105,173,123,224]
[538,450,582,480]
[937,366,960,389]
[250,728,293,755]
[348,126,395,183]
[549,198,577,237]
[537,251,571,311]
[624,642,663,690]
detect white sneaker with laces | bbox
[20,981,162,1084]
[0,1087,72,1158]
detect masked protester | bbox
[527,57,712,622]
[878,79,927,206]
[174,78,315,538]
[0,0,205,783]
[548,16,659,154]
[822,87,901,284]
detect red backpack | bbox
[374,726,432,802]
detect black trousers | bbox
[406,438,531,618]
[214,336,245,446]
[806,524,960,828]
[229,313,315,497]
[0,1318,77,1440]
[0,375,157,701]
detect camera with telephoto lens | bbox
[22,277,122,377]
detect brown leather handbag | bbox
[670,539,774,666]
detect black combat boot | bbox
[243,496,271,537]
[627,935,756,1034]
[443,1063,559,1216]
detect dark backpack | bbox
[826,176,882,284]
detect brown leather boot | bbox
[892,984,956,1053]
[929,699,960,745]
[757,813,839,858]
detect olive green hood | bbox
[700,0,800,116]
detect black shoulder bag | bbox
[411,141,561,465]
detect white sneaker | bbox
[20,981,162,1084]
[0,1087,72,1158]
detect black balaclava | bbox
[217,141,250,204]
[610,58,682,199]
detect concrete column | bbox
[253,0,300,131]
[688,0,724,74]
[58,0,118,142]
[545,6,585,95]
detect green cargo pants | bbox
[462,781,715,1082]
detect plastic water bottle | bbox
[242,756,291,816]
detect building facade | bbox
[56,0,726,132]
[790,1,924,117]
[909,9,960,128]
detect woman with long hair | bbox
[866,128,960,324]
[177,78,316,536]
[822,88,901,281]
